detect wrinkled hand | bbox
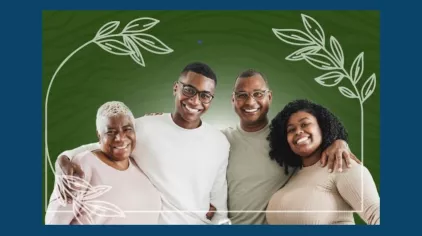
[320,140,361,173]
[206,204,216,220]
[55,155,85,201]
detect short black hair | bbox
[235,69,269,88]
[238,69,264,78]
[181,62,217,85]
[267,99,349,175]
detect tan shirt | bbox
[266,161,380,225]
[223,124,294,224]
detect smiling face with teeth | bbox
[97,114,136,162]
[232,73,272,132]
[286,111,322,159]
[173,71,215,129]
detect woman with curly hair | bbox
[266,99,380,225]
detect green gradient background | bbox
[42,11,380,225]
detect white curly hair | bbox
[96,101,136,133]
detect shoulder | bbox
[135,113,169,126]
[202,123,231,149]
[71,151,97,179]
[221,126,236,137]
[333,160,371,180]
[72,150,95,165]
[220,126,238,143]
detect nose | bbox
[295,128,304,135]
[114,131,126,142]
[189,93,201,105]
[244,95,257,106]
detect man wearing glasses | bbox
[223,69,360,224]
[54,62,230,224]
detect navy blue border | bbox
[3,0,419,234]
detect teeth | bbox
[296,137,309,144]
[184,104,200,113]
[114,145,128,149]
[244,108,258,113]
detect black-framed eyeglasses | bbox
[177,81,215,104]
[233,90,269,101]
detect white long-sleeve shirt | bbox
[60,113,230,224]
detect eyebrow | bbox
[287,117,311,127]
[106,124,133,130]
[180,81,213,94]
[299,117,310,122]
[235,89,267,93]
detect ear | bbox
[96,131,101,143]
[173,81,178,96]
[231,93,235,105]
[268,90,273,104]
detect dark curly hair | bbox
[267,99,349,175]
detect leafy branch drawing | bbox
[272,14,377,164]
[45,17,173,223]
[54,175,124,224]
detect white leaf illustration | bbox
[122,17,159,34]
[314,71,344,87]
[338,86,358,99]
[73,201,85,225]
[361,73,376,102]
[303,53,339,70]
[285,45,321,61]
[83,185,112,201]
[301,14,325,46]
[272,29,314,46]
[131,34,174,54]
[61,175,93,192]
[73,200,94,225]
[54,183,67,206]
[95,21,120,39]
[54,175,68,206]
[350,52,365,84]
[54,174,92,204]
[96,39,134,56]
[330,36,344,67]
[123,36,145,66]
[83,200,125,218]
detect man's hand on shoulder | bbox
[143,112,163,116]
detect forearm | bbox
[60,143,100,161]
[210,192,228,224]
[54,143,99,174]
[209,160,229,224]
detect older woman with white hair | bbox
[45,101,161,225]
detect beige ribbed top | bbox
[266,161,380,225]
